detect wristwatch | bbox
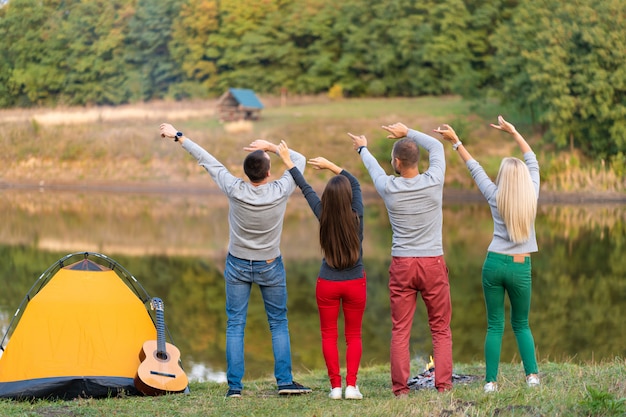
[175,131,183,142]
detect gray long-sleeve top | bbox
[288,167,364,281]
[466,151,540,254]
[360,129,446,257]
[182,138,306,261]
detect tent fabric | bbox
[0,258,157,399]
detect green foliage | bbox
[60,0,137,105]
[169,0,220,96]
[489,0,626,159]
[579,386,626,416]
[124,0,184,101]
[1,0,625,159]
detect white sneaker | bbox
[526,374,540,387]
[345,385,363,400]
[484,382,498,393]
[329,387,342,400]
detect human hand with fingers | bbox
[244,139,277,154]
[308,157,342,174]
[276,140,294,169]
[489,115,517,135]
[381,122,409,139]
[347,132,368,151]
[433,124,460,145]
[160,123,179,140]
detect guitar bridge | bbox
[149,370,177,378]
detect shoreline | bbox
[1,180,624,204]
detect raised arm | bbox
[307,156,342,175]
[347,132,388,186]
[248,139,305,172]
[277,140,295,169]
[382,122,445,181]
[490,115,532,154]
[434,124,474,163]
[159,122,239,193]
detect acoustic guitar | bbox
[135,297,188,395]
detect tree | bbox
[59,0,136,105]
[211,0,298,95]
[490,0,626,159]
[453,0,519,97]
[125,0,184,101]
[0,0,66,106]
[168,0,220,97]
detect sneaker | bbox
[329,387,342,400]
[526,374,540,387]
[344,385,363,400]
[225,388,241,398]
[278,381,312,395]
[484,382,498,393]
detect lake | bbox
[0,187,624,383]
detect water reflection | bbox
[0,188,624,382]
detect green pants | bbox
[482,251,538,382]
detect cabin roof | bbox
[221,88,264,109]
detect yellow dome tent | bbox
[0,252,179,399]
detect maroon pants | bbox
[389,256,453,395]
[316,275,367,388]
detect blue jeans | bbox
[224,253,293,390]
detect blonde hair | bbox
[495,157,537,243]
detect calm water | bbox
[0,187,624,383]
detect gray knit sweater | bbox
[182,138,306,261]
[360,129,446,257]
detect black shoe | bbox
[278,381,312,395]
[225,388,242,398]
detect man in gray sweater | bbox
[160,123,312,398]
[349,123,453,396]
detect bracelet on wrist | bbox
[452,141,462,151]
[357,146,366,154]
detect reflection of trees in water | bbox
[0,194,624,380]
[540,205,625,239]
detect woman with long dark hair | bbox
[278,141,366,400]
[435,116,541,393]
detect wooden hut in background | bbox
[216,88,264,121]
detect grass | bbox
[0,95,623,196]
[0,359,624,416]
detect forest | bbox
[0,0,625,162]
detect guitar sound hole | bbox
[156,352,169,361]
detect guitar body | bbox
[134,298,188,395]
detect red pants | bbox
[316,275,367,388]
[389,256,453,395]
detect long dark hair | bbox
[319,175,360,269]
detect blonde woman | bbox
[435,116,540,393]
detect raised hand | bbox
[433,124,460,144]
[381,122,409,139]
[347,132,368,151]
[276,140,294,169]
[308,157,342,174]
[159,123,178,139]
[244,139,277,153]
[489,115,517,135]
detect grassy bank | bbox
[0,96,623,197]
[1,359,624,416]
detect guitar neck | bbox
[156,308,167,356]
[152,298,167,358]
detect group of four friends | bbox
[159,115,540,399]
